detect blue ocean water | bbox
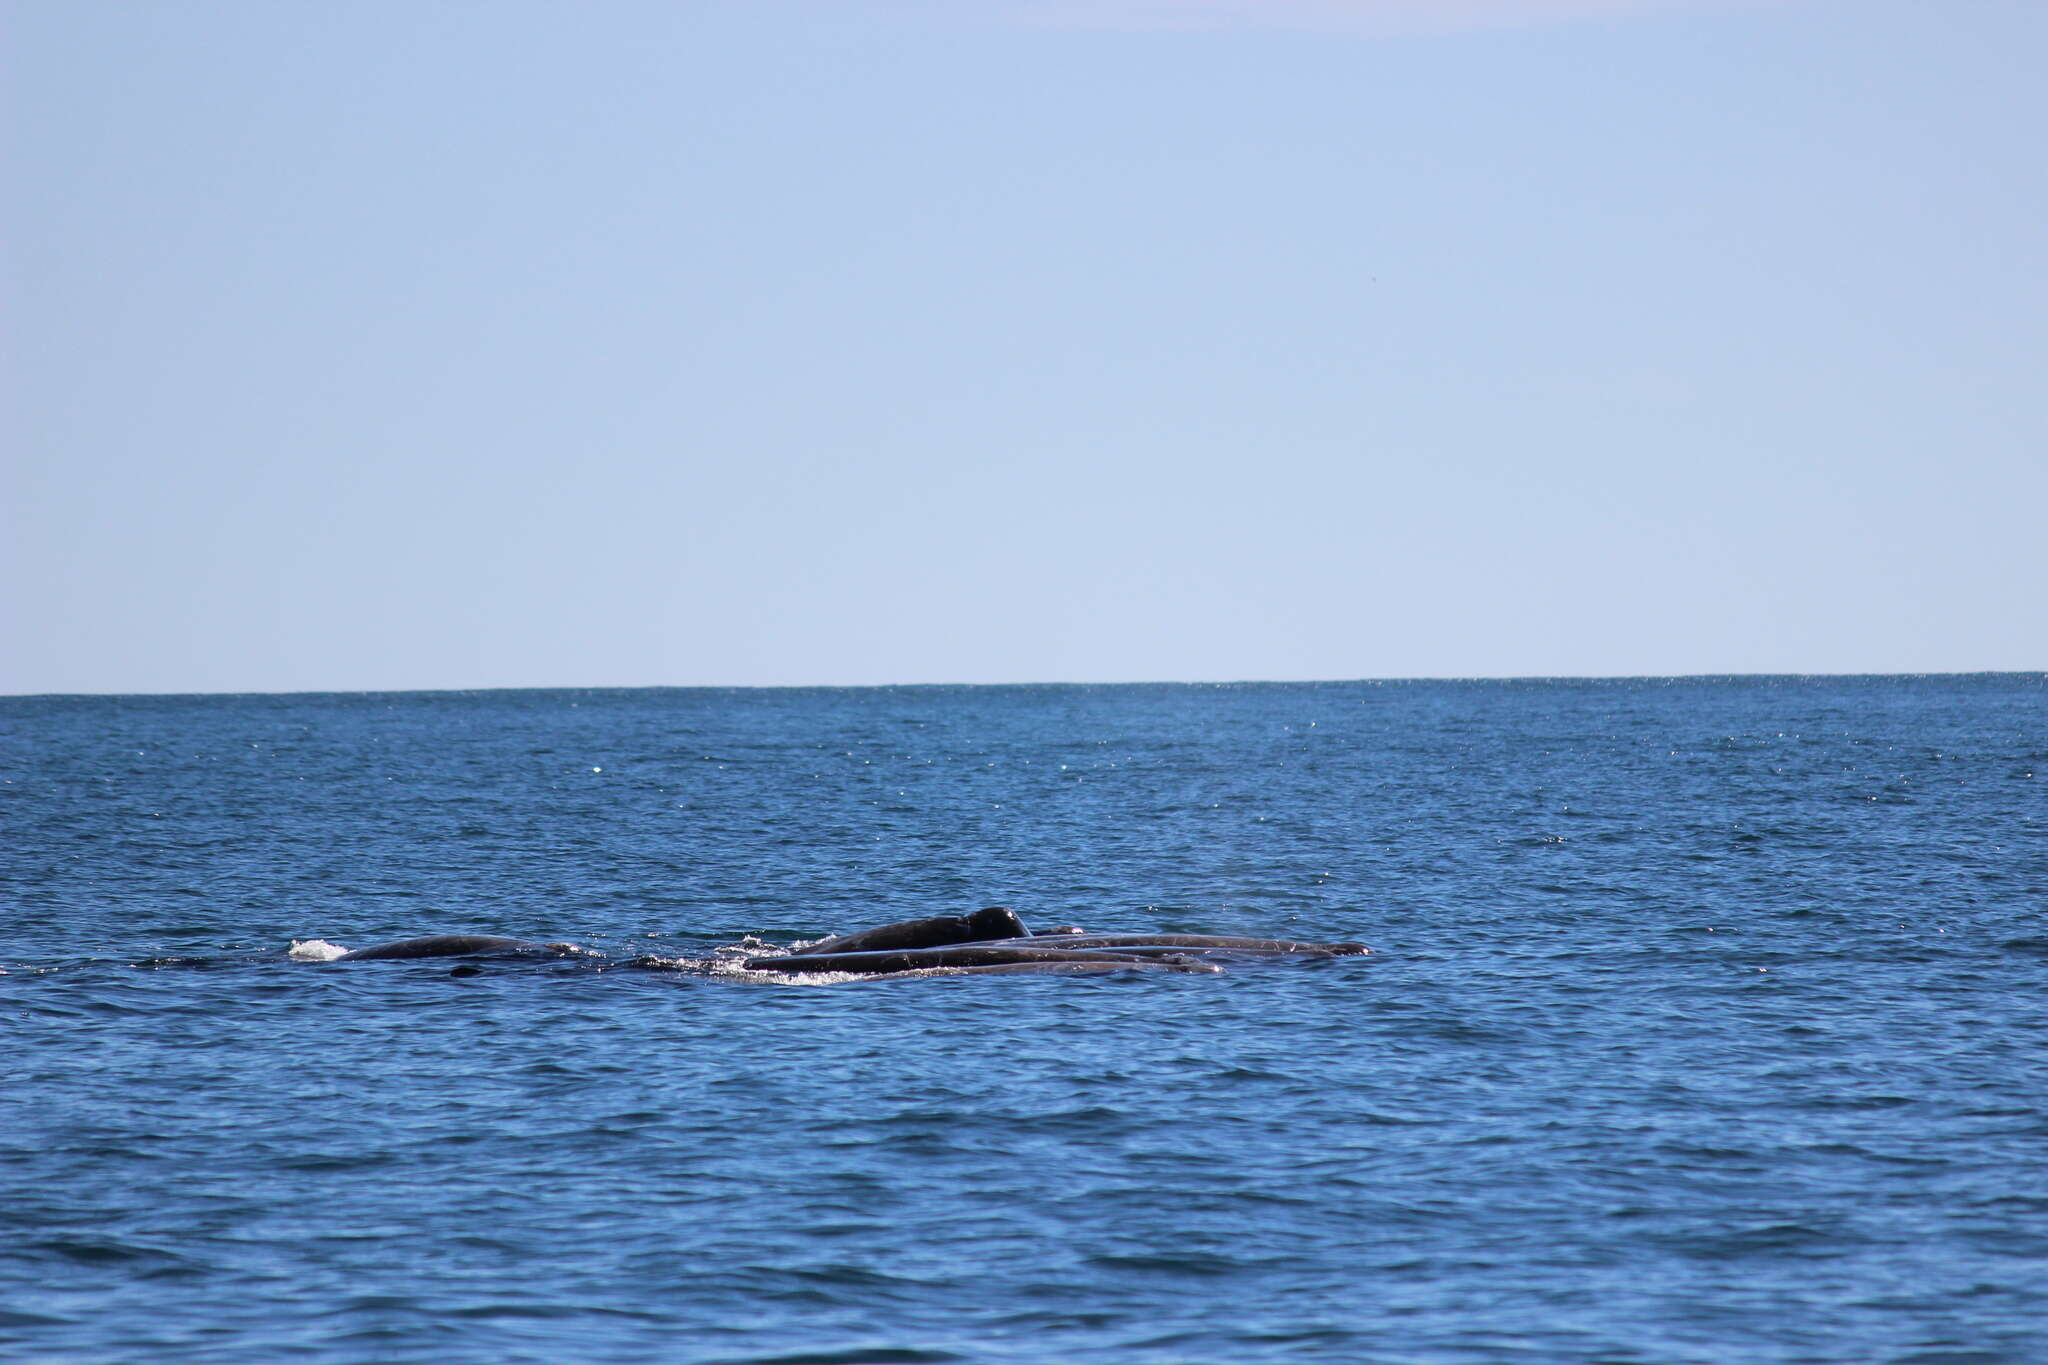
[3,676,2045,1364]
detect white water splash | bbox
[288,939,349,962]
[713,934,789,959]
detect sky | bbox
[4,0,2043,693]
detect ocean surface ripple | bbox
[4,677,2045,1362]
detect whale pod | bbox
[787,907,1029,957]
[744,944,1171,975]
[335,935,583,962]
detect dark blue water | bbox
[5,677,2045,1363]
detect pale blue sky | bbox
[5,0,2042,693]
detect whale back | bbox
[963,906,1029,941]
[856,959,1225,979]
[747,944,1179,975]
[336,935,570,961]
[948,933,1370,956]
[788,907,1030,957]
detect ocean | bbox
[3,676,2044,1363]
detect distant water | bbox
[4,677,2045,1364]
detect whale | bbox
[334,935,585,962]
[958,941,1342,960]
[950,933,1370,956]
[742,944,1197,975]
[787,907,1029,957]
[317,915,1367,978]
[854,959,1225,980]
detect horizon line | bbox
[5,669,2041,701]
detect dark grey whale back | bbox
[786,907,1029,957]
[335,935,578,962]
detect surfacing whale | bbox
[334,935,585,962]
[738,913,1370,978]
[950,933,1370,956]
[316,910,1370,980]
[743,944,1215,976]
[855,959,1224,980]
[787,906,1028,957]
